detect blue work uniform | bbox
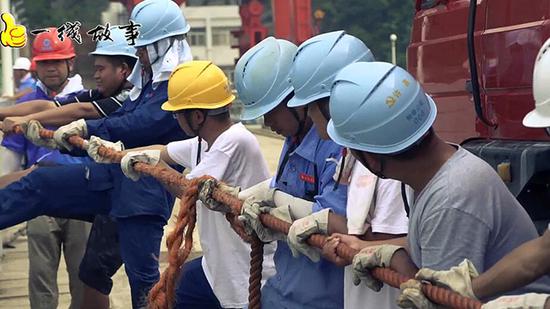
[17,73,37,93]
[1,87,85,167]
[261,125,348,309]
[0,80,188,308]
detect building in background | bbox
[183,2,241,79]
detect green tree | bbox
[312,0,414,67]
[19,0,110,30]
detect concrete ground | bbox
[0,130,283,308]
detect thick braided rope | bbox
[19,125,482,309]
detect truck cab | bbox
[409,0,550,231]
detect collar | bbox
[37,74,84,98]
[288,125,321,163]
[20,73,33,83]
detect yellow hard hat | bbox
[161,60,236,112]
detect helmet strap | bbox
[289,106,308,141]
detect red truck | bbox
[409,0,550,231]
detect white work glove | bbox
[120,150,161,181]
[237,178,276,202]
[22,120,59,149]
[482,293,550,309]
[352,244,405,292]
[287,208,330,262]
[397,260,479,308]
[86,136,124,163]
[53,119,88,151]
[198,178,240,213]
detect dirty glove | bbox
[23,120,59,149]
[482,293,550,309]
[287,208,330,262]
[237,178,275,201]
[352,244,405,292]
[415,259,479,299]
[238,197,289,242]
[397,279,441,309]
[53,119,87,151]
[120,150,161,181]
[198,178,240,213]
[87,136,124,163]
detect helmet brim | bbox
[161,94,235,112]
[522,108,550,128]
[287,91,330,108]
[33,54,76,62]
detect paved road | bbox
[0,131,284,308]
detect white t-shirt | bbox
[344,162,409,309]
[166,123,276,308]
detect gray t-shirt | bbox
[408,146,550,294]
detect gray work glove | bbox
[352,244,405,292]
[23,120,59,149]
[53,119,88,151]
[87,136,124,163]
[238,197,289,242]
[120,150,161,181]
[198,178,240,213]
[287,209,330,262]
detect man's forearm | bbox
[0,100,55,120]
[472,232,550,299]
[27,103,101,127]
[390,248,419,278]
[0,167,36,188]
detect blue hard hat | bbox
[287,30,375,108]
[234,37,297,120]
[327,62,437,154]
[130,0,191,48]
[89,27,138,59]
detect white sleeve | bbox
[369,179,409,235]
[166,137,198,169]
[186,150,231,181]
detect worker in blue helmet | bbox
[0,1,193,307]
[325,61,550,307]
[283,30,410,309]
[200,35,348,309]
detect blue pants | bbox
[175,257,222,309]
[0,165,171,308]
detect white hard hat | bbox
[13,57,31,70]
[523,37,550,128]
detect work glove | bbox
[120,150,161,181]
[397,279,441,309]
[287,208,330,262]
[237,178,276,202]
[198,178,240,213]
[397,259,479,308]
[482,293,550,309]
[22,120,59,149]
[86,136,124,163]
[53,119,88,151]
[352,244,405,292]
[238,197,289,242]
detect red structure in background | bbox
[110,0,315,57]
[232,0,315,57]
